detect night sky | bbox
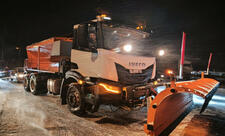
[0,0,224,71]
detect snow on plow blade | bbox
[144,77,220,136]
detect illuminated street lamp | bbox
[16,46,21,56]
[16,46,20,50]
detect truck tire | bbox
[24,76,30,92]
[66,83,85,116]
[29,74,47,95]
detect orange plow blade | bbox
[144,78,220,136]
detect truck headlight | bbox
[99,83,121,94]
[123,44,132,52]
[158,49,165,56]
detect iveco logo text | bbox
[129,62,146,67]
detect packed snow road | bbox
[0,79,225,136]
[0,79,145,136]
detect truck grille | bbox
[115,63,153,85]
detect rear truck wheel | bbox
[29,74,47,95]
[24,76,30,92]
[66,83,85,116]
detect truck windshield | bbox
[102,23,150,51]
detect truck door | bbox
[71,22,103,77]
[73,23,97,52]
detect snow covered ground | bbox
[0,79,225,136]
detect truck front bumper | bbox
[92,82,151,106]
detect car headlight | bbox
[18,74,25,78]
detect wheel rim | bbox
[68,88,81,110]
[30,79,35,92]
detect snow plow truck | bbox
[23,15,220,136]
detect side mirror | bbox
[91,47,98,53]
[71,62,78,69]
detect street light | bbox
[16,46,20,50]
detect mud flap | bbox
[144,78,220,136]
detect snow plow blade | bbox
[144,77,220,136]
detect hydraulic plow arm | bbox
[144,77,220,136]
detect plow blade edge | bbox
[144,78,220,136]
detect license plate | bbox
[129,69,142,73]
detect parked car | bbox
[0,69,9,78]
[10,67,25,82]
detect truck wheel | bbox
[66,83,85,116]
[24,76,30,92]
[30,74,47,95]
[29,74,39,95]
[29,74,48,95]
